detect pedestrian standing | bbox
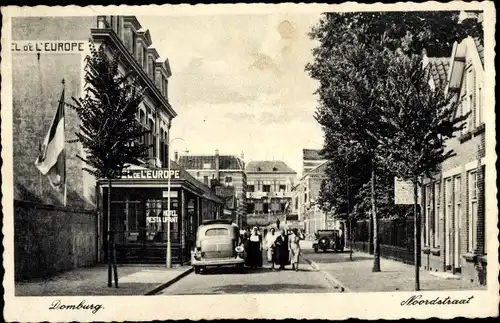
[289,228,303,271]
[273,229,289,270]
[245,227,262,268]
[265,228,277,270]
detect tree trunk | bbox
[347,161,353,261]
[371,161,381,272]
[414,176,420,291]
[107,177,112,287]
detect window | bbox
[476,81,483,127]
[281,203,287,213]
[148,58,154,79]
[203,176,208,185]
[263,203,269,214]
[468,171,478,252]
[247,185,255,192]
[262,185,271,192]
[279,185,286,192]
[246,203,255,214]
[205,228,229,236]
[132,32,137,58]
[272,167,278,172]
[254,202,263,213]
[225,176,233,186]
[143,47,147,71]
[433,181,440,248]
[137,43,143,68]
[148,119,155,158]
[425,184,432,246]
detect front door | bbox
[453,176,462,272]
[444,178,452,270]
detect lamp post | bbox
[166,137,188,268]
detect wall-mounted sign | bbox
[147,210,178,223]
[121,169,181,180]
[394,177,419,205]
[162,190,178,198]
[11,41,87,53]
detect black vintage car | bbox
[313,229,344,253]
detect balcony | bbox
[246,191,292,199]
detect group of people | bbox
[240,226,305,271]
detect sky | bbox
[139,14,324,175]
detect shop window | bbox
[263,203,269,214]
[247,185,255,192]
[246,203,255,214]
[263,185,271,192]
[279,185,286,192]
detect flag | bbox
[35,88,66,190]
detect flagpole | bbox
[62,78,67,207]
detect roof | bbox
[245,161,297,174]
[425,57,450,90]
[472,37,484,67]
[302,149,324,160]
[178,155,244,171]
[169,160,225,204]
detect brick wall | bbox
[14,200,98,281]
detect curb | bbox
[299,254,352,293]
[144,267,194,295]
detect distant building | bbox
[302,149,327,176]
[292,161,341,235]
[177,150,247,227]
[245,161,297,227]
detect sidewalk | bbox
[301,251,486,292]
[15,264,192,296]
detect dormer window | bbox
[272,167,278,172]
[257,167,262,171]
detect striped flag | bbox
[35,88,66,193]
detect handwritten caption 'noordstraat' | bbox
[401,295,474,306]
[12,41,87,53]
[49,300,103,314]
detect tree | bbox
[69,42,150,287]
[306,10,482,273]
[375,51,469,291]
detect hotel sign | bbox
[11,41,87,53]
[121,169,181,180]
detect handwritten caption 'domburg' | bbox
[12,41,87,53]
[49,300,103,314]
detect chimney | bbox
[240,151,245,169]
[215,149,220,181]
[174,151,179,162]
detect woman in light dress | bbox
[289,228,304,271]
[265,228,278,270]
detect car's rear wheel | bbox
[236,263,245,273]
[314,247,318,253]
[194,266,201,274]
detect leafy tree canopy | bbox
[69,42,151,179]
